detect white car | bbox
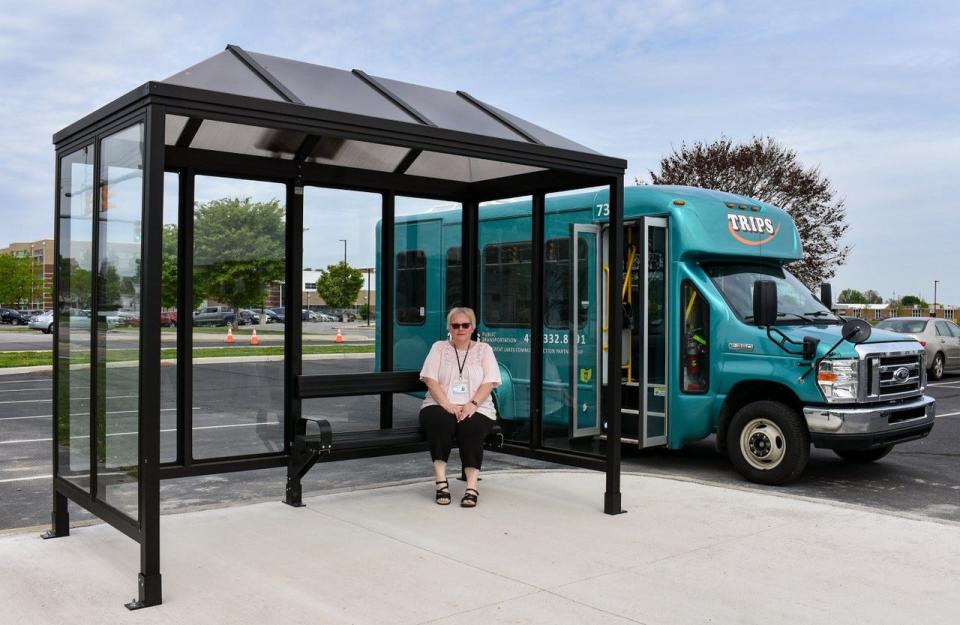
[29,311,54,334]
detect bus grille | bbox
[866,354,923,400]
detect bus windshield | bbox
[705,264,840,324]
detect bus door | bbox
[570,224,602,437]
[639,217,668,447]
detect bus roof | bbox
[395,185,803,262]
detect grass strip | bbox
[0,344,375,368]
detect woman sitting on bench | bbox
[419,307,501,507]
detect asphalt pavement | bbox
[1,357,958,530]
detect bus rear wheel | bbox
[727,401,809,485]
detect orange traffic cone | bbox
[250,328,259,346]
[225,326,234,344]
[335,328,344,344]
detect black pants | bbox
[419,405,494,470]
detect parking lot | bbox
[1,352,958,530]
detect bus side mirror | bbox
[753,280,778,326]
[820,283,833,310]
[802,336,820,360]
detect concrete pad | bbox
[1,470,958,625]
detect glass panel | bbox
[542,194,603,454]
[56,146,95,489]
[647,226,668,414]
[192,177,286,458]
[98,124,144,517]
[160,173,179,463]
[477,197,531,444]
[445,247,462,312]
[393,198,461,372]
[302,187,380,430]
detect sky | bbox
[2,0,958,304]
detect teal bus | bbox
[378,185,936,484]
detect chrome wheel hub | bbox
[739,418,786,471]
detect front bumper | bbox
[803,395,936,450]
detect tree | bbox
[316,261,363,309]
[160,224,204,311]
[837,288,866,304]
[901,295,928,308]
[862,289,883,304]
[0,254,45,307]
[193,197,286,325]
[649,136,849,287]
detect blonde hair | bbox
[446,307,476,328]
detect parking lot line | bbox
[937,411,960,418]
[0,394,137,405]
[0,380,50,385]
[1,421,280,445]
[0,407,184,421]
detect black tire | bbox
[726,400,810,485]
[929,353,945,381]
[833,445,894,463]
[44,324,52,334]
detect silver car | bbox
[876,317,960,380]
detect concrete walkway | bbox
[1,471,958,625]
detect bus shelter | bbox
[49,45,627,608]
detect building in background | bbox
[0,238,54,310]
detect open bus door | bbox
[569,224,602,437]
[606,218,668,448]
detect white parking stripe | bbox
[0,474,52,484]
[926,381,960,386]
[0,388,55,393]
[1,421,280,445]
[0,380,50,385]
[0,407,184,421]
[937,411,960,418]
[0,394,137,405]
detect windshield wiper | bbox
[803,310,844,323]
[777,312,815,323]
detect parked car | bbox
[160,311,178,327]
[0,308,28,325]
[18,309,43,322]
[316,311,338,322]
[29,310,54,334]
[238,309,261,325]
[270,307,286,323]
[193,306,234,327]
[262,309,283,324]
[302,309,319,321]
[875,317,960,380]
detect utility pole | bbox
[933,280,939,318]
[339,239,347,265]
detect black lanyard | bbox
[453,341,470,381]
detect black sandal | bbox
[460,488,479,508]
[435,480,451,505]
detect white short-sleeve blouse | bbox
[419,340,501,419]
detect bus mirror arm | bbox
[764,326,818,361]
[799,318,872,381]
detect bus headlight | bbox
[817,359,859,402]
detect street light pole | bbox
[339,239,347,265]
[366,267,371,327]
[933,280,939,318]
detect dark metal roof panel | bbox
[369,74,526,142]
[163,51,286,102]
[245,52,421,124]
[478,99,599,154]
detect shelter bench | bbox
[285,371,502,507]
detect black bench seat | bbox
[297,417,503,454]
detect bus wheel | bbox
[727,401,809,485]
[833,445,893,463]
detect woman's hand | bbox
[457,402,477,421]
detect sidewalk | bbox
[1,470,957,625]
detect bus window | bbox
[681,281,709,393]
[544,238,588,329]
[446,247,462,311]
[397,250,426,324]
[483,241,531,326]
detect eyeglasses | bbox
[450,322,472,330]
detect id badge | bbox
[448,382,469,404]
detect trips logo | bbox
[726,212,780,246]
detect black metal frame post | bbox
[128,104,166,609]
[176,169,194,466]
[461,199,479,314]
[604,176,625,515]
[379,192,395,429]
[283,173,305,506]
[44,145,70,540]
[530,191,545,450]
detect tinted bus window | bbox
[483,242,531,326]
[397,250,426,324]
[446,246,462,312]
[544,238,587,329]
